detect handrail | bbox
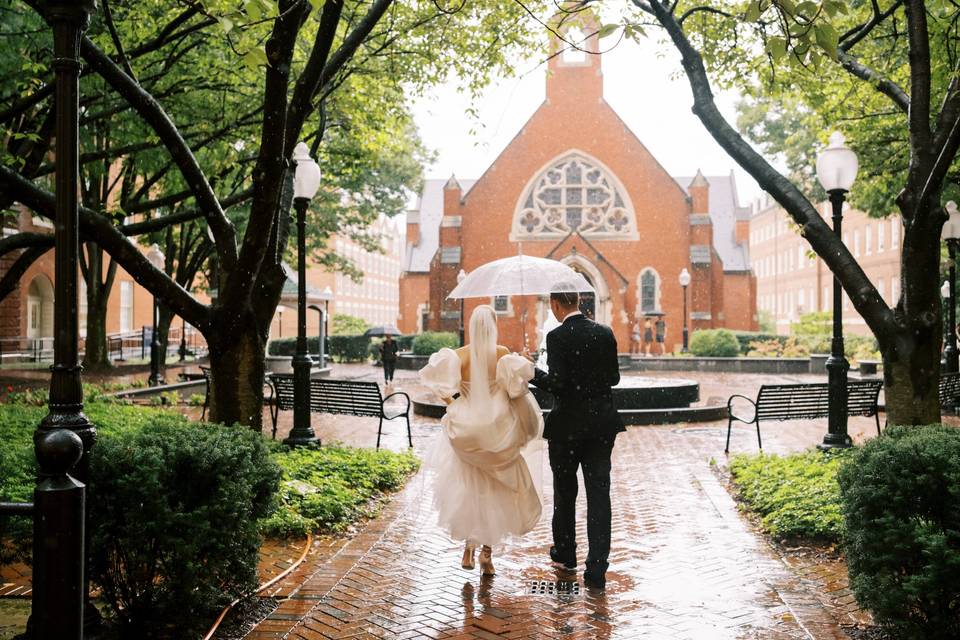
[0,502,34,517]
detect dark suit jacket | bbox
[530,314,625,440]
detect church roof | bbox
[403,178,477,273]
[404,173,751,274]
[674,172,752,272]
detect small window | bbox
[493,296,510,314]
[865,224,872,254]
[561,28,587,63]
[640,270,658,312]
[891,219,900,248]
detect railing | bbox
[0,429,86,638]
[107,326,208,361]
[0,336,57,363]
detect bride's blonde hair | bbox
[468,305,497,420]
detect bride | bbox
[420,305,543,576]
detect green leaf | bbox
[745,0,762,22]
[219,17,234,34]
[245,0,262,22]
[242,48,268,70]
[769,36,787,61]
[779,0,797,16]
[307,0,324,12]
[597,23,619,38]
[814,22,839,59]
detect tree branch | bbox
[640,0,896,340]
[903,0,932,165]
[0,247,49,303]
[0,231,53,258]
[837,52,910,113]
[102,0,137,79]
[0,165,211,329]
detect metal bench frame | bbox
[939,371,960,410]
[266,374,411,449]
[725,379,883,453]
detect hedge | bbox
[838,425,960,639]
[411,331,459,356]
[688,329,740,357]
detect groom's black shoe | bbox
[583,568,606,591]
[549,546,576,570]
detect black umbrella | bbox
[364,324,402,337]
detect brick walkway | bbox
[245,368,883,640]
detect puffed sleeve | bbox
[419,348,461,399]
[496,353,535,399]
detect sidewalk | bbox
[247,368,878,639]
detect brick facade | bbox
[399,24,757,352]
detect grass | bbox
[728,448,853,543]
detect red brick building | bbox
[400,25,758,352]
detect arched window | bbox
[638,268,660,313]
[512,151,637,240]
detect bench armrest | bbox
[727,394,758,424]
[383,391,411,412]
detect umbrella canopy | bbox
[364,324,402,337]
[447,255,595,299]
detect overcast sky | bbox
[410,34,774,209]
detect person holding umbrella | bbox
[379,334,399,385]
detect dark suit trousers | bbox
[548,435,616,572]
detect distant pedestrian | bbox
[643,318,654,356]
[655,318,666,355]
[630,319,641,355]
[380,335,399,384]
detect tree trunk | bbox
[81,297,110,371]
[883,335,941,425]
[156,305,173,380]
[206,311,268,430]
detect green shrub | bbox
[260,445,420,537]
[368,337,383,363]
[411,331,459,356]
[267,336,327,357]
[837,425,960,639]
[396,334,415,351]
[328,334,370,362]
[188,393,206,407]
[689,329,740,357]
[88,419,280,638]
[746,336,810,358]
[730,449,850,541]
[732,331,786,355]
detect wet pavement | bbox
[0,362,887,638]
[246,365,883,639]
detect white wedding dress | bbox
[420,348,544,547]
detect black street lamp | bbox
[284,142,321,448]
[31,0,98,636]
[457,269,467,346]
[942,201,960,373]
[147,244,165,386]
[816,131,859,450]
[679,267,690,352]
[178,316,187,362]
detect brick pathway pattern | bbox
[246,368,891,640]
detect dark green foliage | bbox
[731,331,788,355]
[396,334,415,351]
[328,335,371,362]
[267,336,322,356]
[729,450,850,541]
[411,331,459,356]
[837,425,960,639]
[88,418,280,638]
[688,329,741,357]
[261,446,420,537]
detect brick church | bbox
[399,19,757,353]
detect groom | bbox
[529,284,624,589]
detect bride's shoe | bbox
[461,543,476,570]
[479,545,495,576]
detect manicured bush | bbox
[88,418,280,638]
[268,336,320,356]
[732,331,787,355]
[328,334,370,362]
[746,336,810,358]
[261,445,420,537]
[411,331,459,356]
[730,449,850,542]
[688,329,740,357]
[837,425,960,639]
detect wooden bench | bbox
[725,379,883,453]
[266,375,411,449]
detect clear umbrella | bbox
[447,255,595,299]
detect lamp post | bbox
[31,0,98,636]
[178,316,187,362]
[284,142,321,448]
[678,268,691,352]
[323,286,332,363]
[942,281,952,361]
[146,244,165,386]
[457,269,467,346]
[942,201,960,373]
[815,131,859,449]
